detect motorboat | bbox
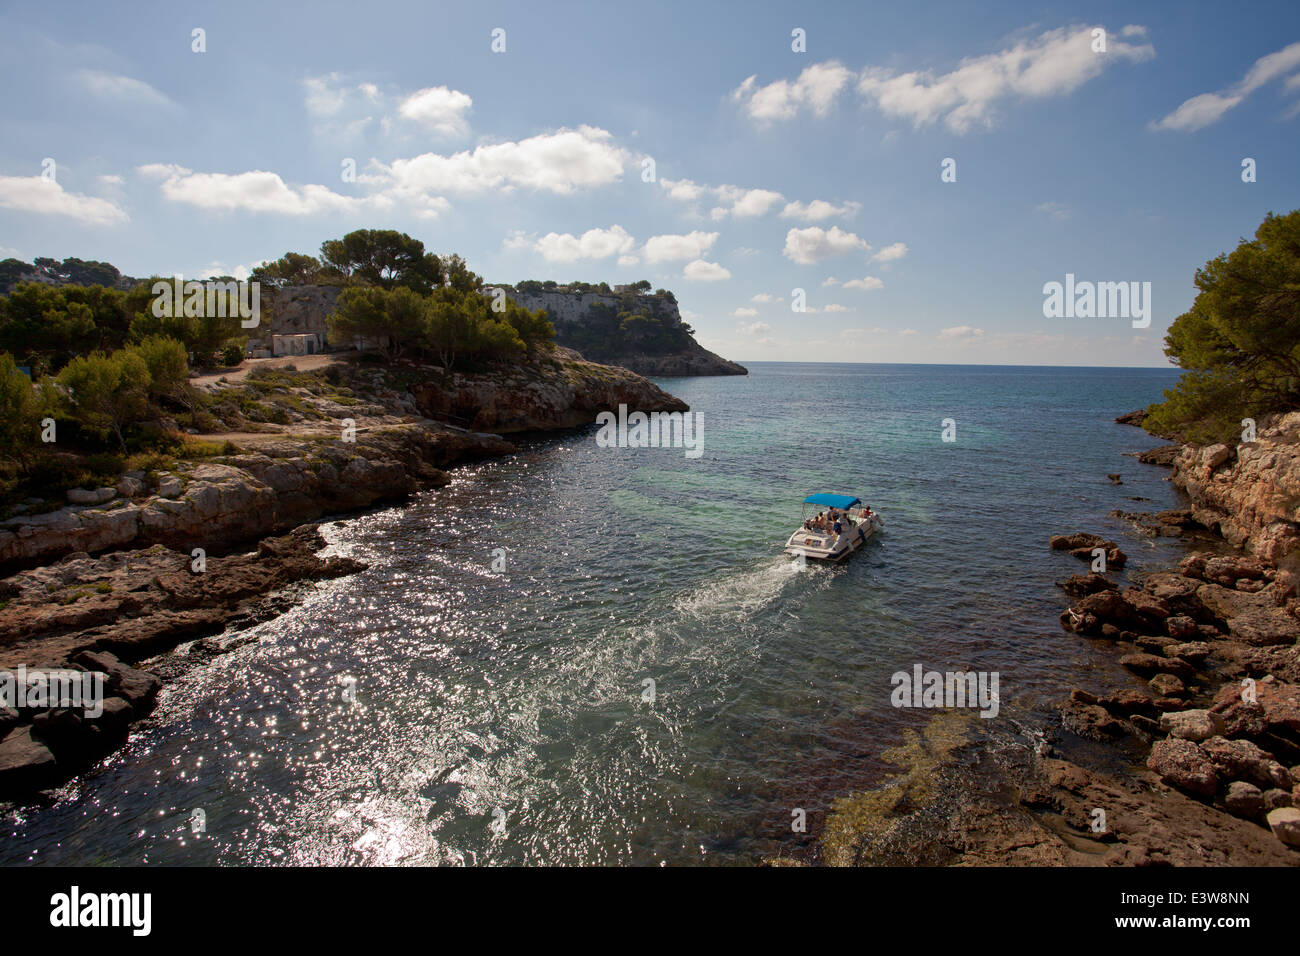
[783,493,882,562]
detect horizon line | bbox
[731,360,1180,371]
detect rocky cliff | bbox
[408,346,688,431]
[497,287,747,377]
[1165,412,1300,567]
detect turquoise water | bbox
[1,363,1187,865]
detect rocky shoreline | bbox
[815,409,1300,866]
[1004,413,1299,860]
[0,347,688,798]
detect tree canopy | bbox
[327,283,553,370]
[319,229,444,294]
[1146,210,1300,443]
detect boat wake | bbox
[672,555,836,625]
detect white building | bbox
[271,332,325,356]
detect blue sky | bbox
[1,0,1298,366]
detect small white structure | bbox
[271,333,325,356]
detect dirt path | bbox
[190,352,345,387]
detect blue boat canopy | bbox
[803,493,861,510]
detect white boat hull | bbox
[784,513,882,562]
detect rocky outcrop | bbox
[500,288,747,377]
[1054,526,1300,850]
[0,426,512,573]
[260,284,342,340]
[0,525,366,670]
[599,348,747,378]
[0,349,685,570]
[408,347,689,432]
[0,525,367,797]
[1048,531,1127,569]
[1168,412,1300,565]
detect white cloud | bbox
[683,259,731,281]
[843,276,884,291]
[303,73,351,117]
[857,26,1155,133]
[1035,202,1071,221]
[371,125,628,197]
[659,177,707,201]
[397,85,473,136]
[302,73,398,141]
[0,175,128,225]
[97,174,124,186]
[872,242,908,262]
[643,230,718,263]
[138,163,382,216]
[898,328,919,336]
[738,321,771,334]
[617,254,640,267]
[822,277,840,287]
[1153,41,1300,131]
[751,292,775,302]
[711,185,784,220]
[731,61,856,124]
[660,178,784,219]
[732,307,759,317]
[780,199,861,221]
[824,304,850,313]
[783,226,869,265]
[939,325,985,338]
[521,225,636,263]
[199,261,253,281]
[76,69,177,111]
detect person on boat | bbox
[832,517,843,536]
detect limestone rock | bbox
[1148,738,1218,797]
[0,726,59,794]
[1224,781,1265,818]
[66,487,116,505]
[1265,807,1300,847]
[1159,709,1224,742]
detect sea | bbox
[1,362,1190,865]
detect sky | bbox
[1,0,1298,367]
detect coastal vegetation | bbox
[0,231,553,505]
[1145,209,1300,444]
